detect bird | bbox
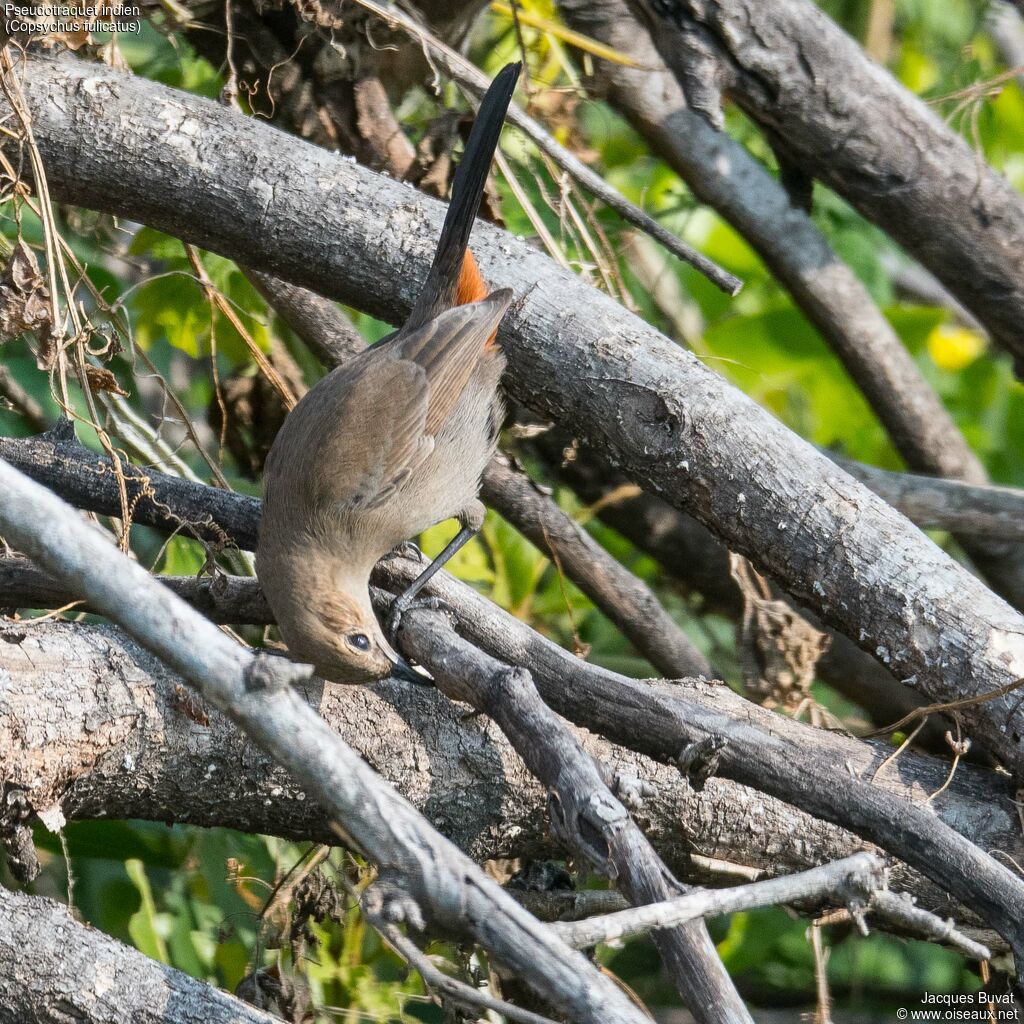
[257,62,521,684]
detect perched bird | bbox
[257,62,521,684]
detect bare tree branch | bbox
[0,555,273,621]
[8,55,1022,777]
[481,456,712,677]
[395,603,750,1021]
[629,0,1024,377]
[553,867,992,962]
[4,617,1009,949]
[0,458,651,1024]
[829,455,1024,543]
[556,0,1024,611]
[515,877,997,960]
[243,267,367,368]
[988,1,1024,89]
[0,887,278,1024]
[0,421,261,549]
[548,854,883,949]
[865,892,992,963]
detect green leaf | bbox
[126,858,171,964]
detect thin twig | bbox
[869,719,926,783]
[309,0,742,294]
[865,678,1024,739]
[546,854,882,948]
[185,245,297,410]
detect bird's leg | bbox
[385,500,483,642]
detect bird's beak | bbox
[379,633,433,685]
[389,652,433,686]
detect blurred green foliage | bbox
[2,0,1021,1019]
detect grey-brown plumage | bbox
[257,63,520,683]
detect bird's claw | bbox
[386,594,456,645]
[382,540,425,564]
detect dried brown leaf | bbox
[0,240,53,345]
[84,364,129,397]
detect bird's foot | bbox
[386,593,456,646]
[381,540,425,564]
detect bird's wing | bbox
[270,290,511,516]
[284,355,433,513]
[396,289,513,435]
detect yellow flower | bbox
[926,323,987,371]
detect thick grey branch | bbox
[4,618,1005,947]
[0,459,649,1024]
[397,605,750,1022]
[0,887,277,1024]
[8,55,1023,776]
[557,0,1024,610]
[631,0,1024,376]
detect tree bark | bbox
[631,0,1024,377]
[4,56,1024,777]
[0,887,278,1024]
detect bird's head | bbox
[258,549,423,685]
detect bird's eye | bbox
[347,633,371,653]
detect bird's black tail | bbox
[405,62,521,330]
